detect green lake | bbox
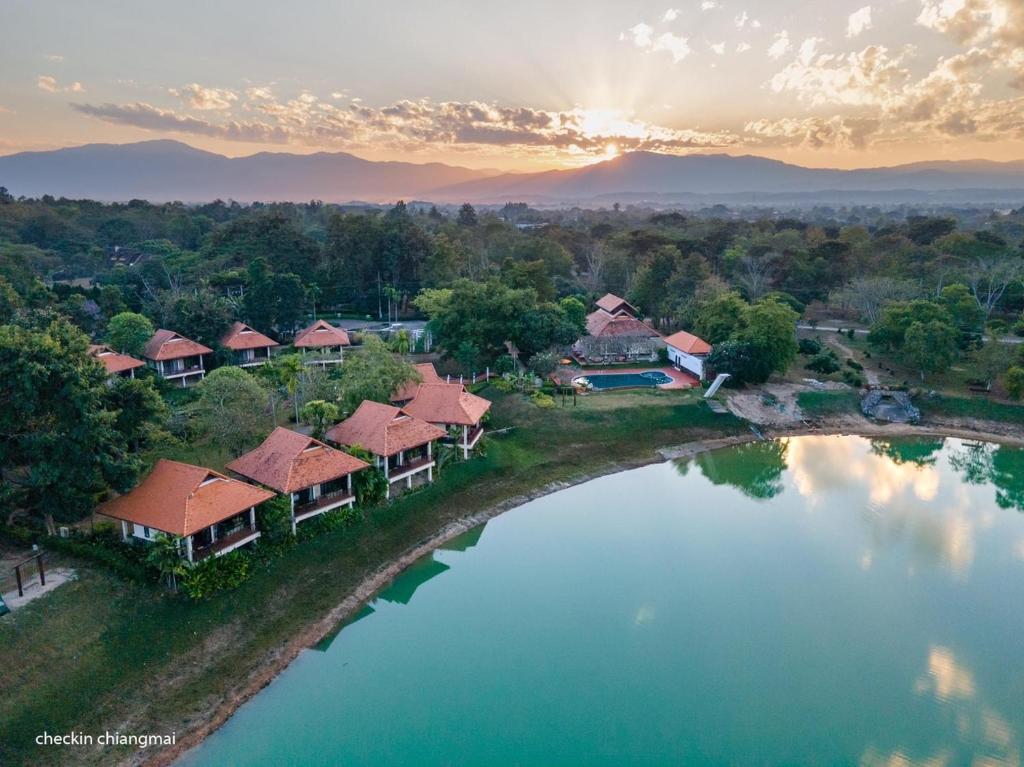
[179,435,1024,766]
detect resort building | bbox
[227,427,369,534]
[98,459,274,563]
[403,383,491,459]
[390,362,445,406]
[220,321,279,368]
[143,329,212,386]
[663,330,712,380]
[574,293,662,363]
[293,319,350,366]
[88,343,145,379]
[326,400,446,498]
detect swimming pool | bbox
[574,370,673,390]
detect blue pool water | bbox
[581,370,673,389]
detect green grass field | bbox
[0,387,743,767]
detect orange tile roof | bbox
[98,459,274,537]
[585,311,661,338]
[595,293,637,315]
[144,329,213,361]
[403,383,491,426]
[663,330,712,355]
[326,400,446,458]
[226,427,368,494]
[220,321,279,351]
[293,320,351,349]
[88,344,145,375]
[390,362,444,403]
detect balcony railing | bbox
[163,363,204,377]
[193,526,259,561]
[388,455,433,481]
[294,490,355,519]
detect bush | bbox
[490,377,515,393]
[0,525,152,583]
[798,337,823,355]
[530,391,556,409]
[353,465,389,507]
[1005,366,1024,400]
[845,358,864,371]
[841,368,865,387]
[181,550,252,600]
[805,351,840,374]
[256,496,295,546]
[297,505,363,541]
[527,350,559,378]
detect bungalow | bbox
[574,293,662,363]
[293,319,350,366]
[663,330,712,380]
[326,400,446,498]
[227,427,369,533]
[390,362,445,406]
[403,383,491,459]
[220,321,279,368]
[88,344,145,379]
[143,329,212,386]
[98,459,274,563]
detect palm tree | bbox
[391,329,412,358]
[147,534,188,592]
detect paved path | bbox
[2,567,76,611]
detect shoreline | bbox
[153,418,1023,767]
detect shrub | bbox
[845,358,864,371]
[181,550,252,600]
[806,351,840,374]
[353,465,389,507]
[841,368,865,387]
[1005,366,1024,400]
[846,328,856,340]
[798,337,823,356]
[257,496,295,546]
[530,391,556,409]
[527,350,559,377]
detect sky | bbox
[1,0,1023,171]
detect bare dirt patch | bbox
[724,381,848,427]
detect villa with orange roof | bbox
[403,383,491,458]
[575,293,662,363]
[227,427,369,533]
[390,362,445,405]
[88,344,145,379]
[326,400,446,498]
[293,319,350,366]
[220,321,279,368]
[97,459,274,562]
[663,329,712,380]
[143,329,213,386]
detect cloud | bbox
[652,32,692,62]
[662,8,679,21]
[623,22,654,48]
[916,0,1024,88]
[701,0,718,8]
[72,102,289,143]
[735,11,760,28]
[847,5,874,37]
[44,54,64,62]
[736,42,753,52]
[745,115,881,149]
[710,41,726,55]
[768,31,792,59]
[769,42,910,106]
[38,75,83,94]
[70,95,742,160]
[169,83,238,110]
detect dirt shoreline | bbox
[152,418,1023,767]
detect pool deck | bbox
[584,366,700,390]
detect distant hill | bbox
[2,141,1023,205]
[428,151,1024,204]
[0,140,498,203]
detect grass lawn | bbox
[0,386,744,767]
[796,389,863,418]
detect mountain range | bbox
[1,140,1023,206]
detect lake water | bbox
[180,435,1024,767]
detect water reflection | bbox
[379,555,450,605]
[676,439,788,499]
[870,438,946,467]
[949,442,1024,512]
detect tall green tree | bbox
[107,311,155,356]
[193,367,271,455]
[903,319,958,381]
[0,317,143,530]
[337,335,419,414]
